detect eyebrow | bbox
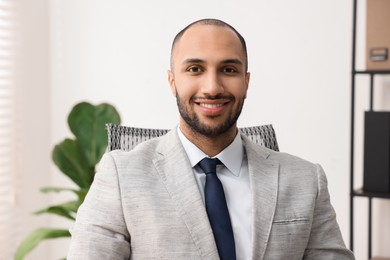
[181,58,244,66]
[182,58,204,66]
[221,59,243,66]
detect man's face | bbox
[168,24,250,137]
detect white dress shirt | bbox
[177,127,252,260]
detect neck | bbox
[179,120,238,157]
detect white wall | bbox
[15,0,51,259]
[16,0,390,259]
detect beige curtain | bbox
[0,1,22,259]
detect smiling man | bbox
[68,19,355,260]
[168,21,249,157]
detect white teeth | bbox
[200,103,223,108]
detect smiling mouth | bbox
[199,103,225,108]
[193,96,232,107]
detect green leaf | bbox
[34,200,81,220]
[75,188,88,202]
[40,187,88,202]
[52,138,93,188]
[14,228,70,260]
[34,206,74,220]
[40,187,76,193]
[17,102,121,259]
[68,102,121,168]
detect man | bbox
[68,19,354,259]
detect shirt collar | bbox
[177,127,244,177]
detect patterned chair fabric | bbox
[106,124,279,152]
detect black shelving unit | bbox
[350,0,390,259]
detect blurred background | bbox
[1,0,389,259]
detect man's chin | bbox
[190,121,236,137]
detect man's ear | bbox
[167,70,177,97]
[244,72,250,98]
[245,72,250,89]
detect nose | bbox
[202,71,224,97]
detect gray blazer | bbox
[68,130,354,260]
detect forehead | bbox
[172,25,245,66]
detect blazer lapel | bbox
[153,130,219,259]
[242,136,279,260]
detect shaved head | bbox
[170,19,248,72]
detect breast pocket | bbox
[273,217,310,225]
[263,217,312,260]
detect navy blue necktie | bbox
[198,158,236,260]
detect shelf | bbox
[354,70,390,75]
[350,0,390,257]
[353,188,390,199]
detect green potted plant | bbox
[15,101,121,260]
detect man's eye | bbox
[187,66,202,73]
[222,67,237,73]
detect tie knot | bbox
[198,158,221,174]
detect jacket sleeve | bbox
[67,153,131,260]
[303,164,355,259]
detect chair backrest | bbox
[106,124,279,152]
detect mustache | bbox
[191,94,234,101]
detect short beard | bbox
[176,91,245,137]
